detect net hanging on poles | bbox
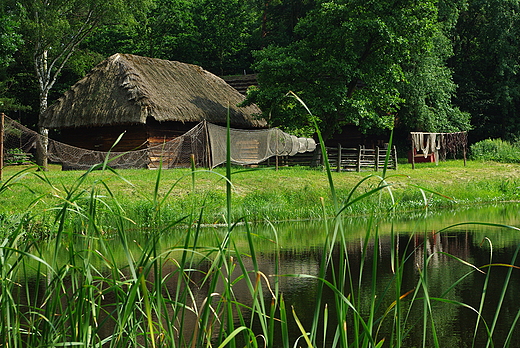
[207,122,316,167]
[2,115,316,169]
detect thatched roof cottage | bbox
[42,53,266,152]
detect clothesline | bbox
[410,131,468,168]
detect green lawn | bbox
[1,159,519,225]
[2,159,520,347]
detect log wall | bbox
[57,124,149,152]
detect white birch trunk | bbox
[36,50,50,170]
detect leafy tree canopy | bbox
[0,6,24,113]
[246,0,469,139]
[451,0,520,141]
[13,0,154,112]
[396,0,471,134]
[0,11,22,68]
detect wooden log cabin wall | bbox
[56,120,203,153]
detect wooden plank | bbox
[268,145,398,171]
[337,144,342,172]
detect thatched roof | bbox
[42,53,266,129]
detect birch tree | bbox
[15,0,152,168]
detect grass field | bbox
[1,159,519,226]
[2,158,520,347]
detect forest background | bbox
[0,0,519,148]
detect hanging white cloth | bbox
[411,132,439,160]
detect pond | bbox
[10,203,520,347]
[223,204,520,347]
[131,203,520,347]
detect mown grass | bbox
[1,159,519,228]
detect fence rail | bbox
[326,145,398,172]
[265,144,398,172]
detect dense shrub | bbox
[470,138,520,163]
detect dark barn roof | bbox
[42,53,266,129]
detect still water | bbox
[189,204,520,347]
[28,203,520,347]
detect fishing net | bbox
[48,122,209,169]
[207,122,316,167]
[2,116,39,165]
[1,115,316,170]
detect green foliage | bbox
[0,77,30,113]
[84,0,259,76]
[137,0,199,61]
[12,0,154,118]
[191,0,258,75]
[245,0,465,139]
[259,0,316,47]
[397,1,471,133]
[0,11,22,68]
[470,138,520,163]
[451,0,520,141]
[0,7,25,113]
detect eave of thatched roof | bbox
[42,54,266,129]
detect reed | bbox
[277,93,520,348]
[1,103,519,347]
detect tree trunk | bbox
[36,126,48,170]
[35,50,49,171]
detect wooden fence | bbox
[327,145,398,172]
[266,144,398,172]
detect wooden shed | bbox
[41,53,266,152]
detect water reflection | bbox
[18,204,520,347]
[220,204,520,347]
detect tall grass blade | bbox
[286,91,337,209]
[485,240,520,348]
[292,306,313,348]
[382,125,394,179]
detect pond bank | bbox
[1,160,519,226]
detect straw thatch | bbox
[42,53,266,129]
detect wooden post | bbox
[310,144,320,167]
[275,132,279,171]
[0,113,4,181]
[463,144,467,167]
[393,145,398,170]
[337,143,342,172]
[411,138,415,169]
[204,120,212,168]
[375,146,380,171]
[315,144,327,167]
[356,145,362,172]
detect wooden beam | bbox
[356,145,362,172]
[337,143,342,172]
[375,146,380,171]
[393,145,398,171]
[411,138,415,169]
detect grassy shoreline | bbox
[2,159,520,347]
[1,159,519,226]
